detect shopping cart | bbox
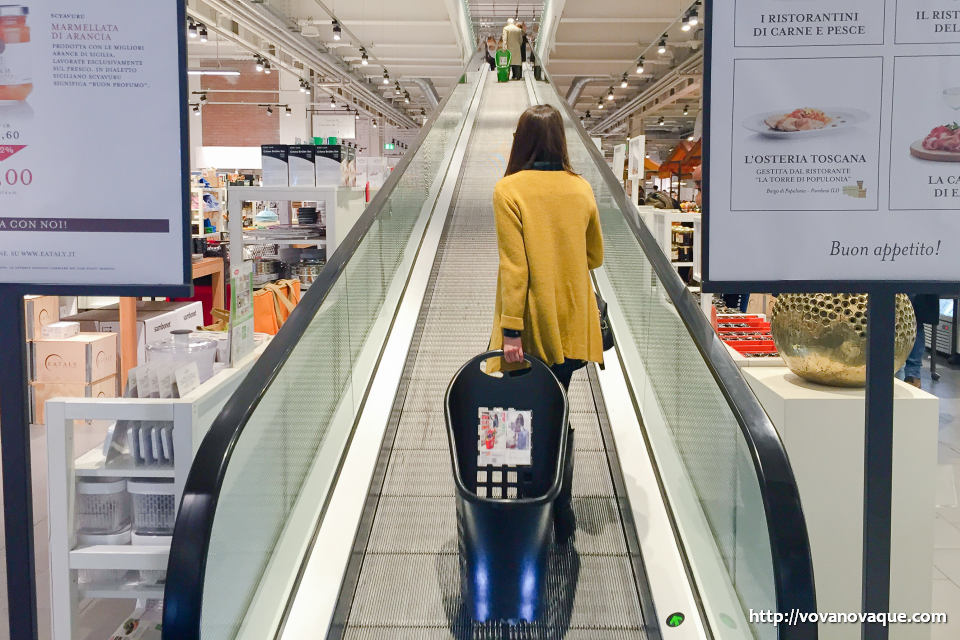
[445,351,569,622]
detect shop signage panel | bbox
[704,0,960,290]
[0,0,190,290]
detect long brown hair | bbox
[505,104,575,176]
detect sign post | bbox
[703,2,960,638]
[0,2,192,637]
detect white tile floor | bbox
[3,357,960,638]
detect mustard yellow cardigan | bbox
[488,170,605,367]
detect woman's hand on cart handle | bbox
[503,335,524,363]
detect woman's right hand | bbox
[503,335,524,363]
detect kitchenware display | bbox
[295,259,325,289]
[76,478,130,535]
[296,206,318,225]
[743,107,868,138]
[128,479,177,536]
[145,330,218,383]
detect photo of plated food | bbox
[909,122,960,161]
[743,107,868,138]
[765,108,833,132]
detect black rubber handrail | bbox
[161,54,483,639]
[533,74,817,638]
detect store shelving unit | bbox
[191,184,227,238]
[46,344,268,640]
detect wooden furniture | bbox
[192,257,225,311]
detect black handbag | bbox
[596,293,614,352]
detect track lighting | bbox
[266,106,273,116]
[682,12,692,31]
[658,116,665,125]
[585,110,591,119]
[199,25,208,42]
[332,20,341,41]
[299,79,307,93]
[330,95,337,108]
[636,57,645,74]
[404,91,410,104]
[689,4,699,26]
[395,83,402,96]
[383,71,390,85]
[621,74,629,89]
[607,87,615,101]
[597,100,604,110]
[683,104,689,116]
[188,21,198,38]
[687,135,694,141]
[193,104,201,116]
[200,93,207,104]
[361,48,369,65]
[372,120,378,128]
[658,37,667,54]
[255,55,264,72]
[355,109,360,120]
[264,61,271,74]
[421,108,427,116]
[286,106,293,117]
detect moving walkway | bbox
[161,61,816,640]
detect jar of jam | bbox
[0,5,31,102]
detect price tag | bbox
[174,362,202,397]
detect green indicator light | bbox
[666,612,685,628]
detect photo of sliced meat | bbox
[921,123,960,152]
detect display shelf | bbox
[79,583,165,600]
[47,343,268,640]
[671,261,694,267]
[73,448,175,479]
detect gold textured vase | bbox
[769,293,916,387]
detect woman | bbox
[489,104,604,541]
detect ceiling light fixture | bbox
[254,55,264,72]
[658,116,665,125]
[597,100,604,110]
[264,61,271,75]
[199,25,208,42]
[404,91,410,104]
[683,104,689,115]
[585,110,592,119]
[200,93,207,104]
[193,104,201,116]
[658,37,667,54]
[286,106,293,117]
[621,73,629,88]
[383,70,390,85]
[360,48,369,65]
[689,4,700,26]
[266,106,273,116]
[607,87,615,101]
[636,57,645,74]
[332,20,342,41]
[355,109,360,120]
[687,135,694,141]
[372,119,378,128]
[188,21,198,38]
[682,12,692,31]
[330,95,337,108]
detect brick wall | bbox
[201,60,279,147]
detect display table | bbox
[191,256,225,311]
[743,368,938,640]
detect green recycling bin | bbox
[496,49,511,83]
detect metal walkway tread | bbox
[339,74,649,639]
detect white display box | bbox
[743,368,938,640]
[46,343,268,640]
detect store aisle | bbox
[928,358,960,639]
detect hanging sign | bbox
[703,0,960,291]
[0,0,190,292]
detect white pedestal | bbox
[743,368,938,640]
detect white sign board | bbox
[312,114,356,140]
[612,143,626,184]
[0,0,189,289]
[705,0,960,288]
[627,136,645,179]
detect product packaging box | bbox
[288,145,317,187]
[64,301,203,364]
[261,144,290,187]
[30,375,117,424]
[33,333,118,384]
[316,144,345,186]
[24,295,60,341]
